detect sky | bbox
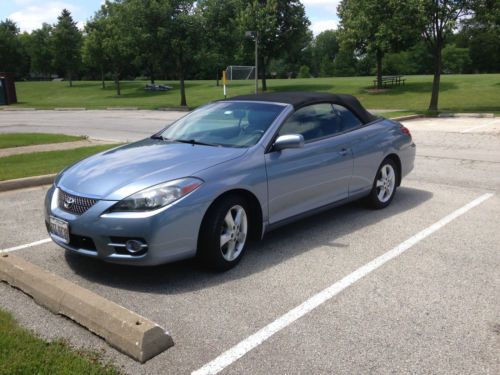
[1,0,340,36]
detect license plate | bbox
[49,216,70,244]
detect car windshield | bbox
[159,102,285,148]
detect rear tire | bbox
[367,158,398,209]
[198,195,250,271]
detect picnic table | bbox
[145,83,173,91]
[373,75,405,88]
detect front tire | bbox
[367,158,398,209]
[198,195,250,271]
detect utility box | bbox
[0,72,18,105]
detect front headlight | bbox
[109,177,203,212]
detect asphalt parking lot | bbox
[0,109,186,141]
[1,114,499,374]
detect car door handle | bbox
[339,148,350,156]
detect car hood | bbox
[57,138,247,200]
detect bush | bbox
[297,65,311,78]
[442,44,472,74]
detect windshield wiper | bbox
[173,139,217,147]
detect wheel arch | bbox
[198,188,264,248]
[384,153,402,186]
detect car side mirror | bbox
[273,134,304,151]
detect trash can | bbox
[0,79,6,105]
[0,72,17,105]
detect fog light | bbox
[125,240,146,254]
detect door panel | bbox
[265,136,353,224]
[348,120,390,195]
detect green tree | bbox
[197,0,245,83]
[442,44,471,73]
[382,52,411,75]
[28,24,54,78]
[472,0,500,30]
[457,0,500,73]
[95,1,138,95]
[0,19,22,74]
[297,65,311,78]
[338,0,419,88]
[267,58,295,78]
[468,30,500,72]
[169,1,203,106]
[16,32,32,79]
[83,15,109,88]
[407,42,434,74]
[52,9,83,86]
[356,52,376,76]
[312,30,339,76]
[268,30,314,79]
[238,0,310,91]
[125,0,174,84]
[415,0,475,112]
[333,47,357,76]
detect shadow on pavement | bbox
[65,186,433,294]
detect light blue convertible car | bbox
[45,92,415,270]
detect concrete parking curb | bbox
[0,174,56,192]
[391,114,423,121]
[1,107,36,111]
[54,107,86,111]
[439,112,495,118]
[0,253,174,362]
[106,107,139,110]
[157,107,190,112]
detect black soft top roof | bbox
[228,91,377,124]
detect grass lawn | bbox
[0,309,121,375]
[0,133,85,149]
[9,74,500,113]
[0,144,119,181]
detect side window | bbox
[332,104,362,132]
[279,103,341,142]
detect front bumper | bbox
[44,185,209,266]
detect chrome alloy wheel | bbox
[220,205,248,262]
[376,164,396,203]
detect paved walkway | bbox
[0,139,114,158]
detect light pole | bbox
[245,31,259,94]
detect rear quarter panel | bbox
[349,118,414,196]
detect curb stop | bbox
[0,254,174,362]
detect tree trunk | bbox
[216,68,219,87]
[376,50,383,89]
[428,44,442,112]
[180,73,187,107]
[69,71,73,87]
[115,76,121,96]
[150,64,155,84]
[101,67,105,89]
[261,58,267,92]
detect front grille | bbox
[58,189,98,215]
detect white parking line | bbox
[460,119,498,133]
[0,238,51,254]
[192,193,494,375]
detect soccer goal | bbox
[226,65,256,80]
